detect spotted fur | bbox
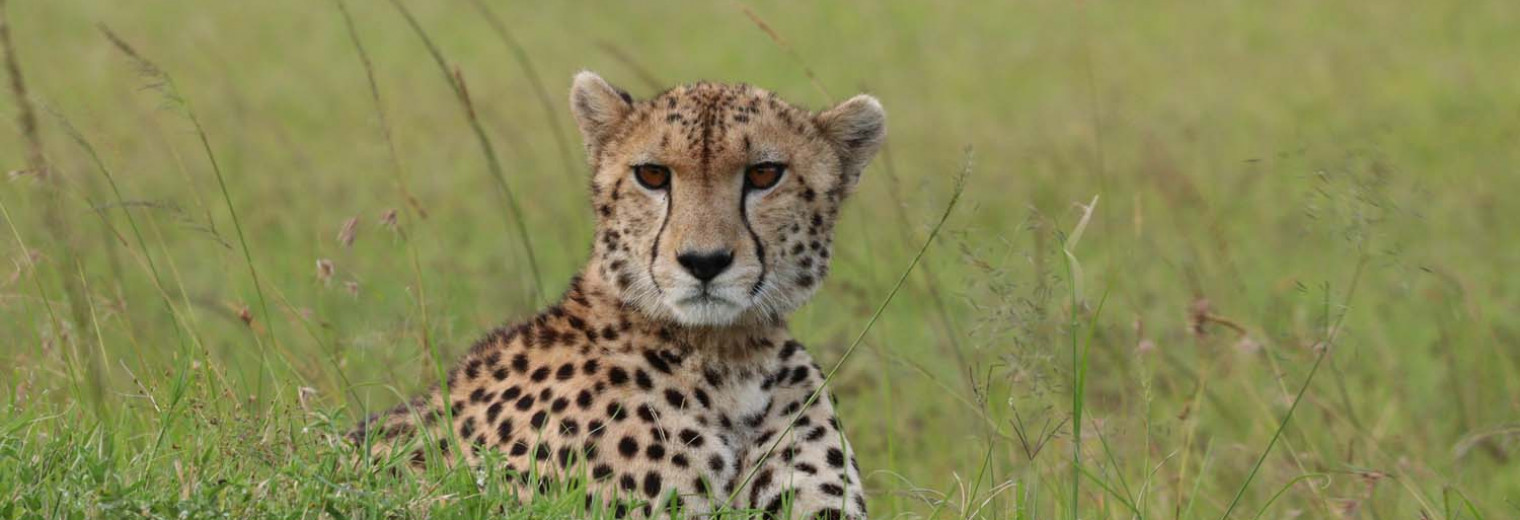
[351,71,885,519]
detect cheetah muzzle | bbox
[350,71,885,520]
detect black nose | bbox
[676,250,734,283]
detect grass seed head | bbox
[316,259,335,284]
[379,208,399,232]
[338,216,359,247]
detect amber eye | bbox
[633,164,671,190]
[745,163,786,191]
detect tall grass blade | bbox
[386,0,544,303]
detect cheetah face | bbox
[570,72,885,327]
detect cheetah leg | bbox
[732,388,866,519]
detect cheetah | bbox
[350,71,885,519]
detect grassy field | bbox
[2,0,1518,517]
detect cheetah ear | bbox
[569,71,634,158]
[815,94,886,188]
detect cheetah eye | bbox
[633,164,671,190]
[744,162,786,191]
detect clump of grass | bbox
[1059,195,1100,520]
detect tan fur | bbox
[351,72,884,519]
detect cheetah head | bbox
[570,71,885,328]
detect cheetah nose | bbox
[676,249,734,283]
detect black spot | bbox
[708,454,725,471]
[642,350,671,373]
[795,463,818,475]
[464,360,481,380]
[530,411,548,429]
[606,402,626,421]
[750,469,774,503]
[551,397,570,413]
[458,417,476,439]
[620,474,638,491]
[530,366,551,382]
[634,369,654,390]
[492,367,509,381]
[702,369,724,387]
[806,425,828,442]
[618,436,639,458]
[820,483,844,496]
[469,388,489,403]
[826,448,846,468]
[501,386,522,402]
[514,395,535,411]
[511,353,530,373]
[537,328,560,347]
[693,388,712,408]
[607,367,629,386]
[582,359,601,375]
[637,404,657,423]
[593,464,614,481]
[678,429,705,447]
[556,363,576,381]
[763,493,787,518]
[485,402,504,423]
[535,443,551,461]
[509,440,530,456]
[814,508,844,520]
[645,443,665,460]
[496,418,513,440]
[588,419,606,437]
[642,471,663,498]
[664,389,687,409]
[672,453,689,468]
[576,390,594,409]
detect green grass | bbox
[3,0,1519,518]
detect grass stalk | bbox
[386,0,544,304]
[736,3,832,103]
[467,0,579,180]
[1060,195,1099,520]
[1217,252,1368,519]
[333,0,427,220]
[333,0,434,410]
[2,0,105,409]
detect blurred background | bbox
[2,0,1517,517]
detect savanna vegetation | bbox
[1,0,1517,518]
